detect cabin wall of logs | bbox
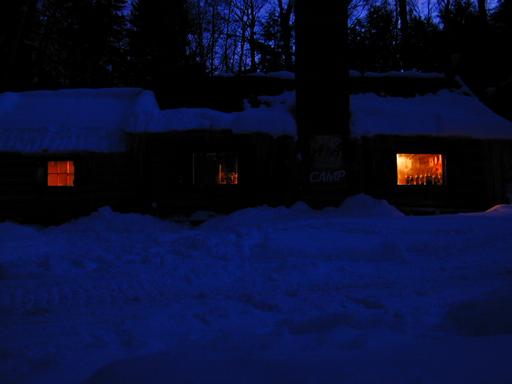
[0,131,297,223]
[128,130,298,215]
[360,135,512,214]
[0,152,133,224]
[1,131,511,223]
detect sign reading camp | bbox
[309,135,346,184]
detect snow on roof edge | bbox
[350,90,512,140]
[136,106,297,138]
[0,88,160,153]
[213,70,448,81]
[3,80,512,154]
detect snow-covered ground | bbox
[1,195,512,384]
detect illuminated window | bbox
[193,153,239,186]
[396,154,444,186]
[48,160,75,187]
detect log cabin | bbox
[0,88,160,223]
[349,72,512,213]
[0,86,297,223]
[125,104,298,215]
[1,72,512,223]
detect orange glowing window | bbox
[193,153,239,186]
[396,154,444,186]
[48,161,75,187]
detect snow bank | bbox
[201,195,402,233]
[0,88,160,153]
[444,290,512,336]
[2,196,512,383]
[336,194,405,217]
[0,92,19,114]
[83,334,512,384]
[485,204,512,216]
[0,207,184,278]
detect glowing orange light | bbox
[48,161,75,187]
[396,154,443,186]
[217,164,239,185]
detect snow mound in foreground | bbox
[59,206,182,235]
[485,204,512,216]
[201,194,402,231]
[199,204,306,231]
[0,207,185,278]
[443,288,512,337]
[2,194,512,384]
[336,194,404,217]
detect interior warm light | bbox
[193,152,239,186]
[396,154,443,185]
[217,163,239,185]
[48,160,75,187]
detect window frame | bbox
[395,153,446,187]
[47,160,76,188]
[192,152,240,187]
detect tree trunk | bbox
[7,0,31,86]
[222,0,234,72]
[295,0,350,206]
[478,0,488,25]
[278,0,294,70]
[248,0,257,72]
[238,25,247,73]
[398,0,409,68]
[210,2,217,74]
[195,0,207,69]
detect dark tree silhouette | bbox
[277,0,295,70]
[0,0,39,90]
[34,0,127,87]
[128,0,195,89]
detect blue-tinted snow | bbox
[256,89,512,139]
[360,70,446,79]
[351,90,512,139]
[3,77,512,153]
[0,88,159,153]
[224,70,447,80]
[244,88,512,140]
[147,107,297,137]
[0,87,297,153]
[1,195,512,383]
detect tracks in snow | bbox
[0,273,179,316]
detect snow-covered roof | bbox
[242,86,512,140]
[0,88,159,153]
[130,104,297,138]
[2,75,512,154]
[352,70,446,79]
[215,70,446,81]
[0,87,296,153]
[351,90,512,139]
[214,70,296,80]
[248,86,512,140]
